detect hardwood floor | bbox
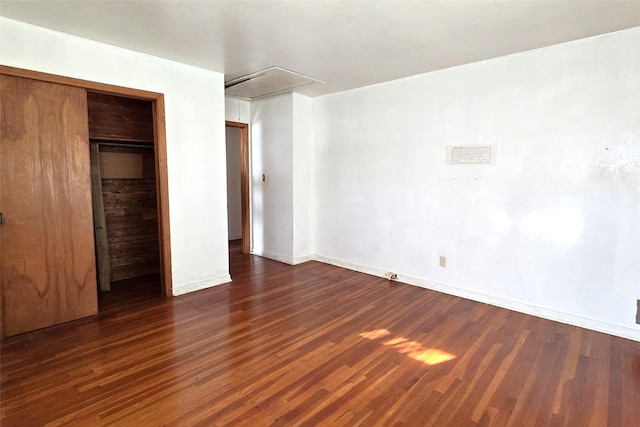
[98,273,163,311]
[1,241,639,426]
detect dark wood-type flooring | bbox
[98,273,163,312]
[1,240,639,426]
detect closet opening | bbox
[87,92,162,310]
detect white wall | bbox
[225,97,250,123]
[0,17,231,295]
[226,127,242,240]
[249,92,315,264]
[250,93,295,263]
[313,27,640,341]
[292,93,314,263]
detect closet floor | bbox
[98,273,162,311]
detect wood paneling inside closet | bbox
[99,146,160,282]
[87,92,154,142]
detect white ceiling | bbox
[1,1,639,97]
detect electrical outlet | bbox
[439,256,447,268]
[386,272,398,281]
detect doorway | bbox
[225,121,250,268]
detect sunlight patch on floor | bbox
[359,329,456,365]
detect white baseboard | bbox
[293,253,314,265]
[251,249,295,265]
[250,250,315,266]
[312,254,390,278]
[312,253,640,342]
[228,234,242,241]
[172,274,232,296]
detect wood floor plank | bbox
[1,240,639,426]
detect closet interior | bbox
[87,92,162,309]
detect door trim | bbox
[225,121,250,254]
[0,65,173,298]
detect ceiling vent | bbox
[224,67,323,99]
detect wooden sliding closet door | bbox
[0,75,97,337]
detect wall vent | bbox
[447,144,496,165]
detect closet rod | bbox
[90,140,154,149]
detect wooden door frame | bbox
[225,121,250,254]
[0,65,173,298]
